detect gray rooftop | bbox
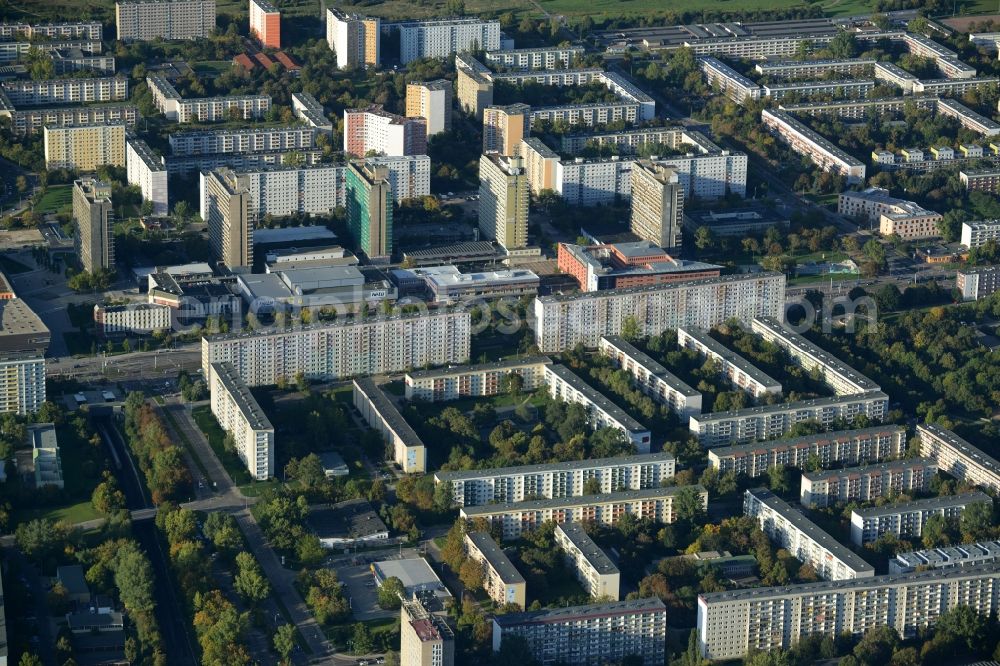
[493,597,664,627]
[700,560,1000,604]
[435,452,674,483]
[692,391,887,422]
[210,362,273,431]
[852,490,992,519]
[372,558,444,592]
[555,523,619,575]
[466,531,525,585]
[536,271,784,304]
[204,309,459,343]
[801,457,936,481]
[919,423,1000,476]
[600,335,700,398]
[353,377,424,448]
[407,355,551,380]
[893,540,1000,570]
[462,485,705,516]
[747,488,874,575]
[679,327,782,391]
[546,364,648,434]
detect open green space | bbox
[13,499,101,526]
[0,255,32,274]
[193,60,237,75]
[191,405,254,485]
[34,185,73,215]
[787,271,862,286]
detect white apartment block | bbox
[146,74,270,123]
[5,104,138,136]
[434,452,676,507]
[44,123,126,171]
[957,265,1000,301]
[116,0,216,41]
[762,79,875,101]
[165,150,324,176]
[201,310,471,386]
[543,364,651,453]
[698,56,762,102]
[209,362,274,480]
[691,392,889,448]
[935,98,1000,137]
[464,531,527,609]
[168,126,315,156]
[708,425,907,477]
[850,491,993,546]
[677,327,782,398]
[598,335,702,419]
[750,317,880,395]
[800,458,937,509]
[395,18,501,64]
[532,272,786,353]
[756,58,876,79]
[530,101,642,128]
[461,486,708,539]
[343,105,427,157]
[404,356,551,402]
[779,96,938,121]
[761,109,865,183]
[838,188,942,240]
[353,377,425,473]
[493,598,666,666]
[890,540,1000,574]
[554,523,621,600]
[93,303,171,337]
[912,76,999,96]
[2,77,127,106]
[485,46,584,70]
[213,165,346,218]
[961,220,1000,248]
[126,137,169,216]
[405,80,452,136]
[559,126,715,155]
[555,157,632,205]
[0,39,102,64]
[918,423,1000,493]
[745,488,875,581]
[874,61,921,93]
[901,33,975,79]
[365,155,432,201]
[697,562,1000,661]
[0,354,46,415]
[0,21,102,40]
[326,9,380,70]
[291,92,333,133]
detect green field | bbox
[191,405,254,486]
[34,185,73,215]
[14,500,102,526]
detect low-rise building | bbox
[957,265,1000,300]
[677,327,782,398]
[849,491,993,545]
[554,523,620,600]
[960,167,1000,193]
[745,488,874,581]
[353,377,425,473]
[890,540,1000,574]
[405,356,551,402]
[27,423,62,489]
[306,499,390,548]
[800,458,937,508]
[434,452,676,506]
[464,531,526,609]
[838,188,942,239]
[556,241,721,292]
[917,423,1000,493]
[93,303,171,338]
[398,264,539,303]
[761,108,865,183]
[492,598,666,666]
[291,92,332,133]
[708,425,907,477]
[690,392,890,447]
[544,364,651,453]
[208,361,274,480]
[599,335,702,418]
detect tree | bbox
[234,552,270,606]
[273,624,296,664]
[501,372,524,396]
[494,635,540,666]
[582,477,602,495]
[351,623,374,655]
[18,655,42,666]
[92,472,126,514]
[694,226,715,250]
[961,501,994,542]
[15,519,64,561]
[459,558,484,591]
[921,514,952,549]
[115,546,155,615]
[377,576,405,610]
[621,315,641,341]
[674,486,705,522]
[853,625,899,665]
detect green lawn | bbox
[34,185,73,214]
[787,272,861,286]
[0,255,32,274]
[193,60,234,75]
[793,250,849,264]
[191,406,253,485]
[14,500,101,526]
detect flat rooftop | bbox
[307,499,388,539]
[852,490,992,518]
[600,335,700,398]
[679,327,781,390]
[210,362,273,431]
[537,271,783,304]
[461,485,704,516]
[546,364,648,433]
[466,531,525,584]
[253,226,337,245]
[747,488,874,575]
[353,377,424,448]
[802,456,936,481]
[435,452,674,483]
[0,298,50,349]
[556,523,619,575]
[494,597,664,627]
[407,355,551,380]
[707,426,906,459]
[691,390,888,422]
[373,558,444,593]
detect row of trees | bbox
[123,392,191,504]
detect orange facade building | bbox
[249,0,280,48]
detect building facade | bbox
[395,18,501,63]
[209,362,274,480]
[44,123,125,171]
[677,327,782,398]
[958,265,1000,301]
[630,161,684,250]
[249,0,280,48]
[435,452,676,506]
[326,9,380,69]
[405,357,551,402]
[344,105,427,158]
[554,523,621,600]
[201,168,253,270]
[405,80,452,136]
[598,335,702,418]
[73,178,115,273]
[483,104,530,156]
[479,152,529,250]
[126,137,168,216]
[0,354,46,415]
[918,423,1000,493]
[116,0,216,40]
[464,531,527,609]
[838,188,942,240]
[849,491,993,545]
[93,303,172,337]
[345,161,393,261]
[2,77,127,106]
[401,596,455,666]
[800,458,937,508]
[353,377,425,473]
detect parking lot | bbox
[336,547,423,621]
